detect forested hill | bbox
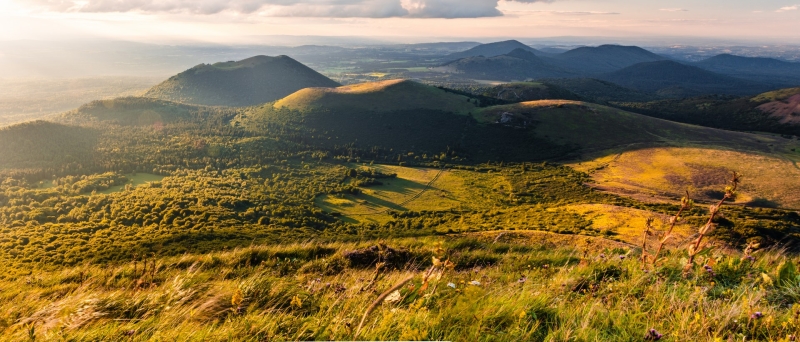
[443,40,546,61]
[143,55,340,107]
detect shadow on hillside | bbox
[373,177,426,195]
[356,193,407,211]
[746,198,781,209]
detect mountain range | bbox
[437,40,800,97]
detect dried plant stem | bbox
[641,217,654,265]
[354,274,415,339]
[685,172,739,271]
[652,192,691,266]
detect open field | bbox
[315,165,505,224]
[560,203,696,246]
[571,147,800,209]
[100,173,165,194]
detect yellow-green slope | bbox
[274,79,478,114]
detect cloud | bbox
[659,8,687,12]
[22,0,568,18]
[531,10,620,15]
[776,5,798,12]
[403,0,501,18]
[261,0,410,18]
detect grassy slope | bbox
[477,100,800,208]
[613,87,800,136]
[478,100,773,152]
[4,234,800,341]
[315,164,508,224]
[572,147,800,209]
[274,82,800,209]
[480,82,582,102]
[275,79,478,114]
[752,87,800,102]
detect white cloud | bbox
[659,8,687,12]
[776,5,798,12]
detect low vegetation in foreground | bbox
[5,233,800,341]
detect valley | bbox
[1,42,800,341]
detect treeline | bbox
[614,95,800,137]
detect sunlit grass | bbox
[3,234,800,341]
[572,147,800,209]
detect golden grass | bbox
[274,79,477,114]
[751,86,800,102]
[559,204,695,247]
[5,234,800,341]
[571,147,800,209]
[315,165,505,224]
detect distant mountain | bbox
[598,60,774,97]
[435,49,573,81]
[144,55,340,107]
[693,54,800,86]
[540,78,659,103]
[444,40,546,61]
[549,45,668,74]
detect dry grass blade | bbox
[354,274,415,339]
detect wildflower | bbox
[469,280,481,286]
[751,312,763,319]
[619,255,626,260]
[599,253,606,259]
[518,276,527,284]
[432,256,443,267]
[447,282,456,289]
[290,295,303,308]
[746,255,756,262]
[645,328,663,340]
[231,289,244,308]
[703,265,716,277]
[384,290,402,303]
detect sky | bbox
[1,0,799,44]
